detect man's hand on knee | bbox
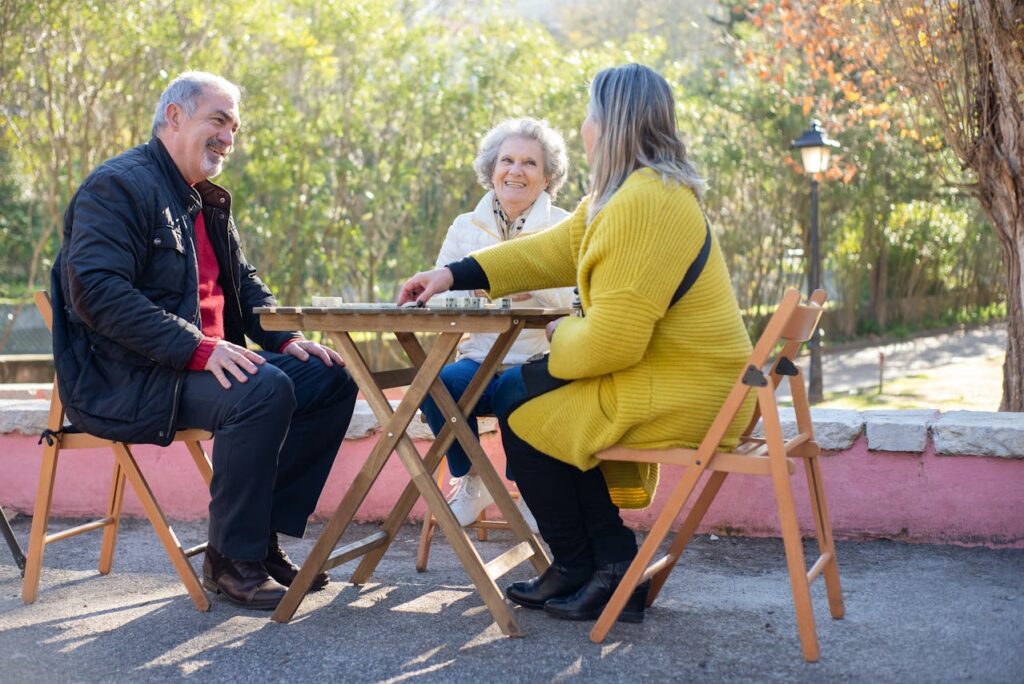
[205,340,266,389]
[282,339,345,367]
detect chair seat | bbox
[55,428,212,450]
[595,444,799,476]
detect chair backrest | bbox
[35,291,54,333]
[34,291,65,433]
[740,288,827,438]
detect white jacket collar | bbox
[470,190,556,236]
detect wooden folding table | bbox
[256,305,567,635]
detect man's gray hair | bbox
[152,72,242,137]
[473,117,569,200]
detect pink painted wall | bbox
[2,431,1022,547]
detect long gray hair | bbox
[586,64,705,222]
[152,72,242,137]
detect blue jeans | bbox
[419,358,526,480]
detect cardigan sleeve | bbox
[471,205,579,296]
[547,176,708,379]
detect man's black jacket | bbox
[52,137,297,446]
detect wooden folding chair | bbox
[22,291,215,611]
[415,452,519,572]
[590,288,844,662]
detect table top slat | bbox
[257,306,571,333]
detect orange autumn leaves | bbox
[741,0,953,182]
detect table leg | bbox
[395,328,549,574]
[271,331,456,623]
[350,329,540,636]
[351,323,530,584]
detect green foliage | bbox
[0,0,1006,351]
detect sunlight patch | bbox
[600,641,629,657]
[140,615,266,670]
[459,622,505,650]
[57,636,97,654]
[401,645,444,668]
[379,659,457,684]
[41,598,172,645]
[348,584,397,608]
[553,656,583,681]
[391,589,472,614]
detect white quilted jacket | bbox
[434,190,574,365]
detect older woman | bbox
[419,117,574,532]
[400,65,754,623]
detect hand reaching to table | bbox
[397,267,455,306]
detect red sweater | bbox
[187,212,225,370]
[186,212,298,370]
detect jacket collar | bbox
[146,137,231,215]
[195,179,232,213]
[470,190,554,236]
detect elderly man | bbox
[51,72,357,610]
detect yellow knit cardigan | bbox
[473,169,754,508]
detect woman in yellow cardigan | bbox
[398,64,753,623]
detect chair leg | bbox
[647,470,729,605]
[805,456,845,619]
[416,511,436,573]
[591,462,708,643]
[416,459,448,573]
[22,439,60,604]
[475,503,491,541]
[111,443,210,612]
[773,469,819,662]
[762,395,819,662]
[185,440,213,487]
[1,506,26,573]
[98,458,126,575]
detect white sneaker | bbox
[515,495,540,535]
[447,475,493,527]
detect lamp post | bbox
[791,119,839,404]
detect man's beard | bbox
[201,140,229,178]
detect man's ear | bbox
[164,102,183,130]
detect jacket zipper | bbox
[213,209,243,329]
[165,372,184,441]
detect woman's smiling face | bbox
[491,135,548,220]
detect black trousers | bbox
[493,365,637,574]
[176,351,358,560]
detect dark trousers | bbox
[176,351,358,560]
[492,366,637,574]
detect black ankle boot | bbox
[543,560,649,623]
[506,563,592,610]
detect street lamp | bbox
[791,119,840,404]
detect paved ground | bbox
[821,323,1006,393]
[1,517,1022,683]
[784,323,1007,409]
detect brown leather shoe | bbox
[202,545,287,610]
[264,532,330,591]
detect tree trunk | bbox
[996,233,1023,411]
[970,0,1023,411]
